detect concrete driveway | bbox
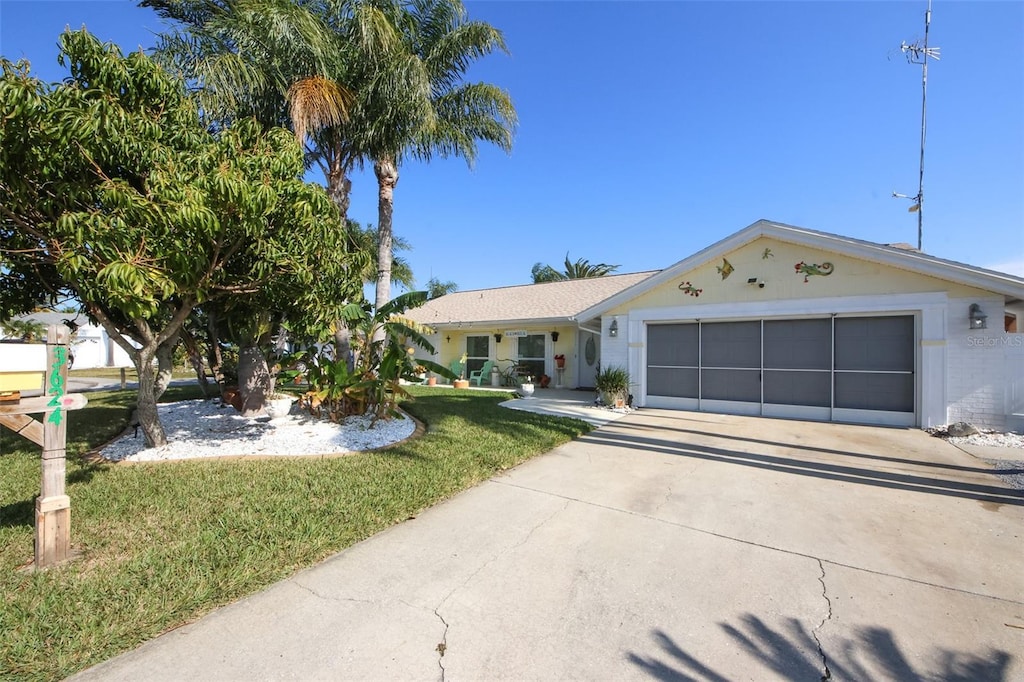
[74,410,1024,681]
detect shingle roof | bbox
[406,271,658,327]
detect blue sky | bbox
[2,0,1022,293]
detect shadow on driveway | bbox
[627,616,1013,681]
[582,427,1024,507]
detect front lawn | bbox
[0,387,591,680]
[69,366,196,381]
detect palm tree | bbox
[531,254,621,283]
[364,0,517,315]
[144,0,353,143]
[426,276,458,299]
[346,220,414,290]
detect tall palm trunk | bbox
[326,146,355,365]
[373,154,399,329]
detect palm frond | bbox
[287,74,352,142]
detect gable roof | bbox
[405,271,658,328]
[578,219,1024,324]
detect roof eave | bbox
[415,315,580,330]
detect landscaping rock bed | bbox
[928,424,1024,490]
[99,399,416,462]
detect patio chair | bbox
[469,360,495,387]
[448,359,463,384]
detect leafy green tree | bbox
[367,0,516,315]
[531,254,621,283]
[0,30,358,446]
[426,277,458,299]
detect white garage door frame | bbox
[627,292,949,428]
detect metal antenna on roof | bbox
[892,0,940,251]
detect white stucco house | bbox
[407,220,1024,431]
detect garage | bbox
[645,315,915,426]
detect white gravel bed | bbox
[100,399,416,462]
[928,426,1024,490]
[945,431,1024,449]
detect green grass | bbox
[0,386,591,680]
[69,366,195,380]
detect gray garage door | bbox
[646,316,915,425]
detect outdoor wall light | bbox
[968,303,987,330]
[609,319,619,337]
[550,331,559,342]
[494,333,502,343]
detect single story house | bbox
[1,312,134,369]
[407,220,1024,431]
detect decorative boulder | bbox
[947,421,979,437]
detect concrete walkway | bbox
[499,387,634,426]
[72,410,1023,681]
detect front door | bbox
[578,330,600,389]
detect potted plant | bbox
[518,373,535,398]
[595,365,630,408]
[453,353,470,389]
[264,391,295,419]
[555,354,565,369]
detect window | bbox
[465,335,489,375]
[517,334,545,380]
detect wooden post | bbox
[120,366,127,390]
[36,325,71,568]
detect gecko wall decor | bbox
[678,281,703,297]
[794,261,834,283]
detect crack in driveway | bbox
[430,498,570,679]
[288,579,376,605]
[811,558,834,680]
[433,608,449,682]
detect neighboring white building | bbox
[2,312,134,369]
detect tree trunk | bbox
[326,155,352,224]
[374,155,398,328]
[237,344,270,417]
[134,348,167,448]
[86,300,194,449]
[181,327,212,398]
[333,324,352,370]
[206,311,225,385]
[154,337,178,400]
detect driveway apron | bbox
[73,409,1024,681]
